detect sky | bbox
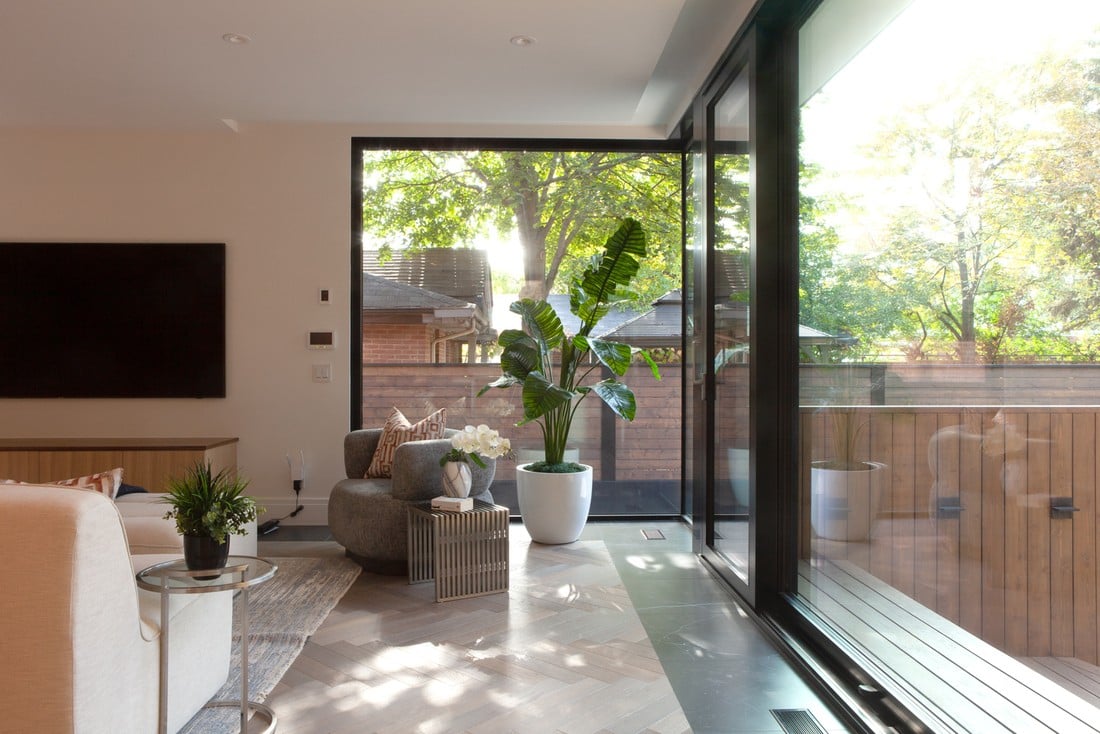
[801,0,1100,170]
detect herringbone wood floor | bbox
[259,533,691,734]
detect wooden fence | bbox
[801,405,1100,666]
[361,362,681,485]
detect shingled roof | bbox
[360,272,475,312]
[601,290,682,347]
[544,294,642,339]
[362,248,492,315]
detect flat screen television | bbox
[0,242,226,398]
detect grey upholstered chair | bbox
[328,428,496,574]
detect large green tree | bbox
[867,68,1058,361]
[361,149,681,304]
[809,52,1100,364]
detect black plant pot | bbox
[183,535,230,580]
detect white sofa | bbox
[0,485,233,734]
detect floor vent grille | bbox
[641,528,666,540]
[771,708,827,734]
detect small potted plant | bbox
[162,462,261,575]
[439,424,512,498]
[479,217,660,543]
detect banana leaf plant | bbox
[479,217,661,471]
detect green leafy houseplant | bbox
[479,217,661,471]
[162,462,261,544]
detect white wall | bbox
[0,124,358,524]
[0,120,667,523]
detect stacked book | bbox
[430,496,474,512]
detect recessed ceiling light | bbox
[510,35,536,47]
[222,33,251,45]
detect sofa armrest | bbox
[391,438,496,501]
[344,429,383,478]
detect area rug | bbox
[180,555,361,733]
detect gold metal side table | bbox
[407,500,510,601]
[137,556,278,734]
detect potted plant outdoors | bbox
[479,217,660,544]
[439,424,512,498]
[809,408,887,542]
[162,462,261,577]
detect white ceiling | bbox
[0,0,753,137]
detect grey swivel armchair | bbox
[328,428,496,574]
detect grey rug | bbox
[180,555,361,732]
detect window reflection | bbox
[798,0,1100,713]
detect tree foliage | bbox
[361,149,682,305]
[804,44,1100,364]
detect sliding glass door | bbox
[688,49,758,598]
[795,0,1100,725]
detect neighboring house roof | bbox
[545,294,644,339]
[798,324,840,345]
[363,248,492,315]
[602,288,846,349]
[602,290,682,347]
[360,272,475,313]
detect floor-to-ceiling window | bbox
[352,141,685,517]
[795,0,1100,727]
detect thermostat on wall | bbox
[307,331,335,349]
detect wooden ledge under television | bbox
[0,437,239,493]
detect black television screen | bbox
[0,242,226,398]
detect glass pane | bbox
[358,148,683,516]
[684,140,700,521]
[713,69,752,578]
[799,0,1100,716]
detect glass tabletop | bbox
[136,555,277,594]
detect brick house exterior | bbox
[361,249,493,364]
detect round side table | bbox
[137,555,278,734]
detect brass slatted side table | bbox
[407,500,510,601]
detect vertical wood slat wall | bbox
[800,407,1100,666]
[0,438,238,493]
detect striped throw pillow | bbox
[365,407,447,478]
[2,467,124,499]
[53,467,125,499]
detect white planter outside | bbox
[516,463,593,544]
[726,447,749,509]
[441,461,473,498]
[810,461,887,542]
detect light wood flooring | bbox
[257,523,848,734]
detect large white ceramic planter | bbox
[516,463,593,544]
[810,461,887,542]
